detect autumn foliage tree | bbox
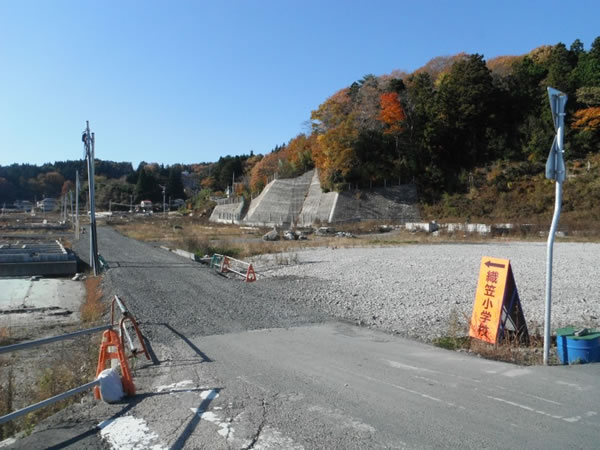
[378,92,406,153]
[573,107,600,130]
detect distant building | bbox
[37,198,57,212]
[181,171,199,191]
[172,198,185,209]
[14,200,33,212]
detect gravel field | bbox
[254,242,600,341]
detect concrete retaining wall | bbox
[209,170,421,227]
[244,171,314,227]
[405,222,439,232]
[329,185,420,223]
[210,197,245,224]
[445,223,492,234]
[297,171,338,226]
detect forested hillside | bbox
[248,38,600,201]
[0,155,259,210]
[2,38,599,219]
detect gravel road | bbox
[254,242,600,341]
[74,227,328,344]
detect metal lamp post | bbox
[543,87,568,365]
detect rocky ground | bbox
[252,242,600,342]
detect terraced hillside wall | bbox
[209,197,245,224]
[243,171,314,227]
[210,171,420,227]
[297,171,338,226]
[329,185,420,223]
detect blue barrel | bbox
[556,326,600,364]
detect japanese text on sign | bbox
[469,257,510,344]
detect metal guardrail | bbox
[0,295,149,426]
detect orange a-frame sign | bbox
[469,257,510,344]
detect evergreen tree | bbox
[166,167,186,199]
[135,168,160,202]
[545,43,575,94]
[435,54,496,169]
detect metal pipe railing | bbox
[112,295,137,354]
[0,380,100,425]
[110,295,150,359]
[0,294,150,426]
[0,324,113,355]
[0,325,113,426]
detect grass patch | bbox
[23,338,99,431]
[0,327,15,347]
[182,235,243,259]
[433,334,547,365]
[0,366,15,440]
[433,312,549,365]
[0,335,101,440]
[81,277,106,323]
[432,336,470,351]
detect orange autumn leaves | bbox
[249,134,318,193]
[378,92,406,135]
[248,90,408,193]
[573,107,600,131]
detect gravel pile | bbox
[255,242,600,341]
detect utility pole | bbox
[543,87,568,365]
[159,184,166,218]
[75,170,80,241]
[83,121,99,276]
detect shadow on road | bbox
[143,335,161,365]
[170,388,221,450]
[141,322,213,364]
[161,323,213,362]
[45,388,222,449]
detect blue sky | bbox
[0,0,598,167]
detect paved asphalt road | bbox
[9,227,600,449]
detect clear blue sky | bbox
[0,0,598,168]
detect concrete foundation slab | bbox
[0,278,85,328]
[0,240,77,277]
